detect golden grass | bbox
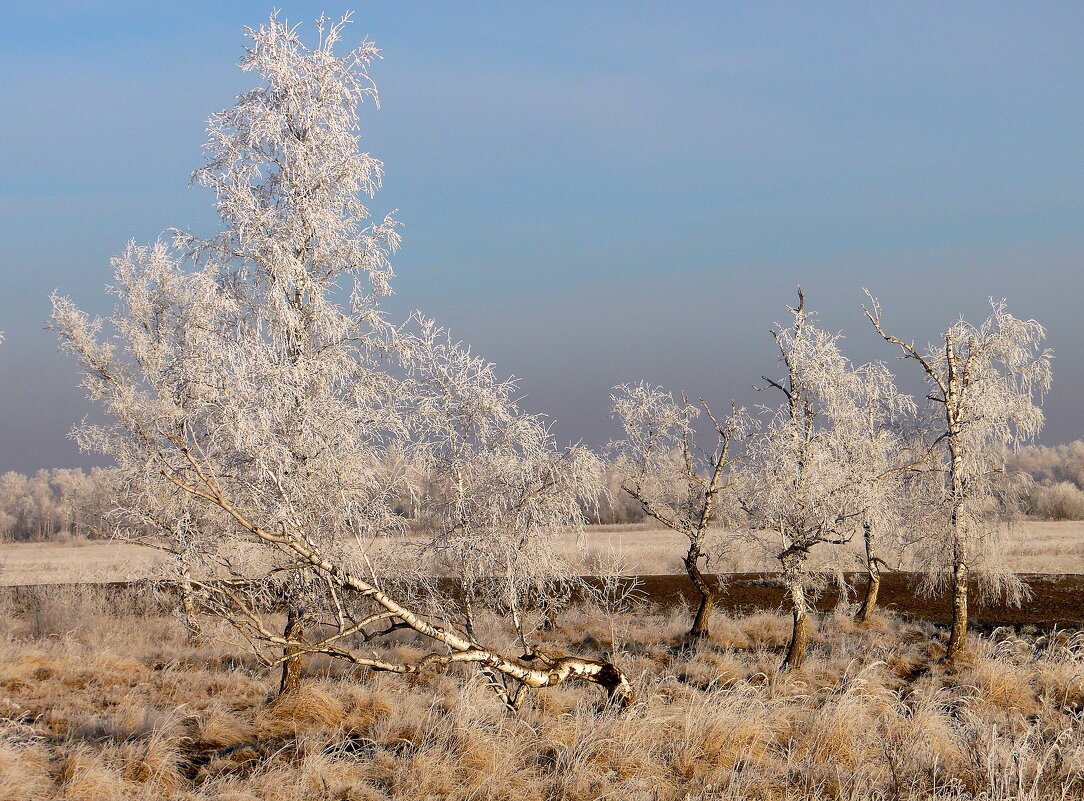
[254,685,347,738]
[0,588,1083,799]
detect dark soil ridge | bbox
[627,572,1084,632]
[2,572,1081,631]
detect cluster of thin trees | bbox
[1009,441,1084,520]
[0,468,116,542]
[41,14,1054,708]
[612,288,1051,667]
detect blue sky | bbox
[1,2,1082,471]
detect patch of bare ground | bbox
[6,568,1084,633]
[1,586,1083,799]
[629,571,1084,630]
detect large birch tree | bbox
[738,290,923,667]
[739,290,868,669]
[50,13,632,708]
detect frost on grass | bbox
[2,594,1083,801]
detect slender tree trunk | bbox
[512,604,536,659]
[856,570,880,623]
[179,551,201,641]
[943,334,969,660]
[279,605,305,696]
[685,540,714,639]
[539,604,559,632]
[834,571,850,610]
[946,561,969,659]
[783,587,811,670]
[856,522,880,623]
[180,580,201,641]
[780,550,811,670]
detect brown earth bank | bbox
[3,571,1081,630]
[628,573,1084,631]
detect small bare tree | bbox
[844,363,917,623]
[610,384,748,640]
[865,294,1052,658]
[51,13,632,708]
[739,290,875,669]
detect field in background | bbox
[580,520,1084,576]
[3,520,1083,586]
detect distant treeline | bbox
[1007,440,1084,521]
[3,441,1082,542]
[586,440,1084,526]
[0,468,116,542]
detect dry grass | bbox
[1,587,1083,799]
[0,540,164,585]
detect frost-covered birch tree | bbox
[610,384,748,640]
[394,316,611,705]
[50,13,632,708]
[839,362,918,623]
[866,294,1052,658]
[739,290,878,669]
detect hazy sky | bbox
[1,2,1082,473]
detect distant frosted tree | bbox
[1011,440,1084,489]
[866,294,1053,658]
[610,384,749,639]
[51,13,632,707]
[1009,440,1084,520]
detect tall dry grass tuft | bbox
[194,709,255,750]
[118,724,187,793]
[0,725,53,800]
[58,747,130,801]
[254,684,347,738]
